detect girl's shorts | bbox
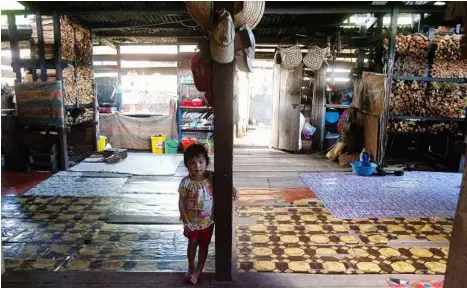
[184,224,214,246]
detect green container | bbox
[165,140,179,154]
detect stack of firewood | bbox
[426,83,467,118]
[74,24,93,64]
[65,108,94,126]
[388,120,461,135]
[389,81,425,116]
[76,66,94,105]
[388,121,425,133]
[30,16,75,60]
[390,81,467,118]
[393,34,429,77]
[395,56,426,77]
[60,16,75,60]
[62,65,76,106]
[395,33,429,55]
[432,34,467,78]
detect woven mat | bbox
[300,172,461,219]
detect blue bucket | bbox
[350,161,377,176]
[325,110,340,124]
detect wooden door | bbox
[271,64,302,152]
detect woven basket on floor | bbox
[185,1,265,30]
[303,45,328,71]
[338,153,360,167]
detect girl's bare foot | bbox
[184,268,194,283]
[190,269,202,285]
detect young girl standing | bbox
[178,144,236,284]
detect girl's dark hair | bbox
[184,143,210,166]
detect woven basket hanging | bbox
[185,1,265,30]
[275,37,303,70]
[303,45,327,71]
[278,45,303,69]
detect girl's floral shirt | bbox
[178,171,214,230]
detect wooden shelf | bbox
[65,103,94,110]
[182,128,214,132]
[14,59,72,69]
[388,115,465,122]
[181,106,214,111]
[394,76,467,83]
[325,104,351,109]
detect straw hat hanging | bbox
[275,36,303,70]
[185,1,265,30]
[303,45,328,71]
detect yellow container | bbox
[97,136,107,152]
[151,135,166,154]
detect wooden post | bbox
[116,45,122,111]
[36,13,47,82]
[379,7,398,165]
[373,13,384,73]
[418,13,424,33]
[53,11,69,170]
[116,45,122,86]
[444,120,467,287]
[213,1,234,282]
[311,67,326,153]
[7,14,22,83]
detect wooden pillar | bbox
[373,13,384,73]
[53,12,69,170]
[418,13,424,33]
[116,45,122,86]
[36,13,47,82]
[379,7,398,165]
[213,1,234,282]
[445,126,467,287]
[311,67,326,153]
[7,14,22,83]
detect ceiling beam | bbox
[93,54,178,62]
[14,3,445,16]
[94,66,177,75]
[1,27,32,42]
[87,23,342,31]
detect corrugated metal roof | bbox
[18,1,445,44]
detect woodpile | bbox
[393,34,429,77]
[433,34,463,61]
[76,66,94,105]
[390,81,467,118]
[60,16,75,60]
[389,81,425,116]
[427,83,467,118]
[388,120,461,135]
[431,60,467,78]
[395,33,429,56]
[395,56,426,77]
[30,16,75,60]
[432,34,467,78]
[65,108,94,126]
[74,24,93,64]
[62,64,76,106]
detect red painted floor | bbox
[237,188,316,204]
[1,171,52,196]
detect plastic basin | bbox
[350,161,377,176]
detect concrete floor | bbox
[1,148,446,286]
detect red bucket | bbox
[181,139,197,151]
